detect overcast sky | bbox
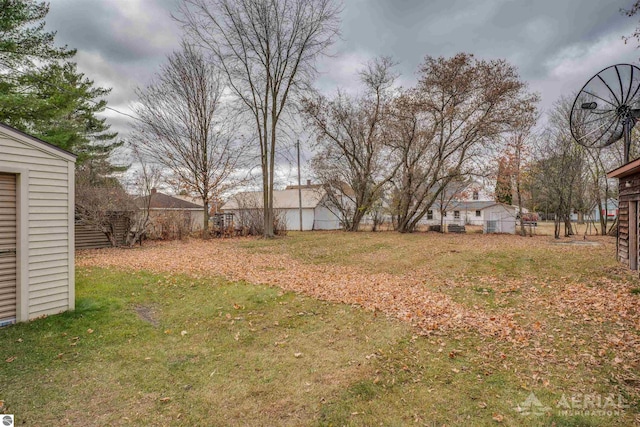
[44,0,640,183]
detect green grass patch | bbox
[1,236,638,426]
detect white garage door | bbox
[0,173,17,325]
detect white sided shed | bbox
[0,123,76,325]
[482,203,517,234]
[221,187,342,231]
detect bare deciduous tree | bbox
[75,170,132,247]
[230,193,288,236]
[388,53,538,232]
[132,42,246,237]
[529,97,588,239]
[178,0,342,238]
[583,146,618,235]
[303,56,399,231]
[505,129,535,237]
[126,144,163,246]
[564,94,620,236]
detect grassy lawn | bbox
[1,231,639,426]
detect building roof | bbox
[607,157,640,179]
[431,200,504,211]
[222,188,326,210]
[429,200,518,213]
[285,183,323,190]
[450,201,499,210]
[0,122,77,162]
[136,191,204,210]
[173,194,205,206]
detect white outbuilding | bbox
[0,123,76,326]
[221,185,342,231]
[421,201,518,234]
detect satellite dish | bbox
[570,63,640,163]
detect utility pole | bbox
[296,140,303,231]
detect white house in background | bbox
[593,199,618,221]
[134,189,205,237]
[221,184,342,231]
[569,199,618,223]
[0,122,77,325]
[463,184,494,202]
[421,201,518,234]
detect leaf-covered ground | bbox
[75,231,640,424]
[78,237,639,387]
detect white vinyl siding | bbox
[283,208,315,231]
[0,174,17,324]
[0,126,75,321]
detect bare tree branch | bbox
[177,0,341,237]
[132,41,248,237]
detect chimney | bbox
[306,179,311,187]
[151,188,157,195]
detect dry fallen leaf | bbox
[160,397,171,403]
[87,328,94,334]
[76,236,640,373]
[492,413,504,422]
[181,330,187,336]
[5,356,16,363]
[294,352,303,358]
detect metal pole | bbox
[296,140,303,231]
[624,118,631,164]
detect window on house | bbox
[454,210,460,219]
[472,191,479,200]
[475,210,481,217]
[427,210,433,220]
[443,211,447,217]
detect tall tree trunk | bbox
[349,208,365,231]
[265,103,278,238]
[202,197,209,238]
[262,163,270,238]
[564,215,573,237]
[516,182,526,237]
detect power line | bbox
[2,63,142,123]
[103,105,141,122]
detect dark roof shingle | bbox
[136,192,203,210]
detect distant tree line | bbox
[1,0,627,242]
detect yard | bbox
[1,231,639,426]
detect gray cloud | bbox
[45,0,640,137]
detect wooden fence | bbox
[75,214,129,250]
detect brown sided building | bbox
[608,158,640,270]
[136,189,205,238]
